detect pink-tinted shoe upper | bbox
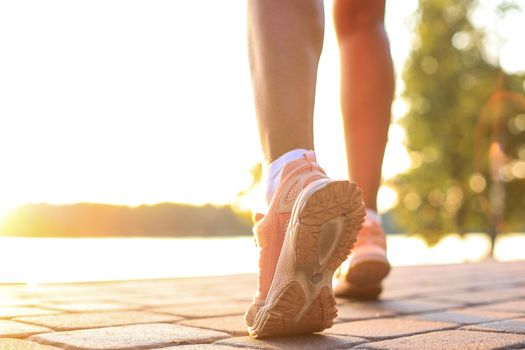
[252,150,328,302]
[348,217,387,263]
[333,217,389,300]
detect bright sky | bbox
[0,0,523,219]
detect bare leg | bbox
[333,0,394,211]
[248,0,324,164]
[245,0,382,333]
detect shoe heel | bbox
[297,180,365,271]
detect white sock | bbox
[365,208,381,224]
[264,149,309,205]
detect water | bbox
[0,234,523,284]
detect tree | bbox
[390,0,525,248]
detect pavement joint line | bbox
[334,325,463,342]
[345,330,525,350]
[459,326,525,335]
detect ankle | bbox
[365,208,380,224]
[263,149,310,204]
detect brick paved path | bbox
[1,260,525,349]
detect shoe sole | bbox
[249,179,365,338]
[333,256,390,300]
[334,277,384,299]
[345,254,391,286]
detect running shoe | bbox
[334,218,390,299]
[245,150,328,328]
[245,151,365,338]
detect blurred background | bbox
[0,0,524,284]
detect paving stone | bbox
[0,320,52,338]
[40,301,137,312]
[150,301,249,318]
[0,339,61,349]
[336,302,397,321]
[355,330,525,349]
[216,334,366,349]
[375,299,460,315]
[429,288,525,305]
[474,299,525,313]
[0,307,59,319]
[378,287,426,300]
[29,323,230,350]
[35,295,120,303]
[14,310,182,331]
[466,276,525,289]
[179,315,247,336]
[463,318,525,333]
[410,308,521,324]
[0,290,27,299]
[0,298,41,307]
[31,290,123,303]
[1,260,524,348]
[154,345,240,350]
[119,295,232,307]
[326,317,457,340]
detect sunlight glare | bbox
[1,234,522,284]
[382,124,411,179]
[0,205,16,227]
[386,233,494,266]
[494,233,525,261]
[0,0,421,209]
[377,185,399,214]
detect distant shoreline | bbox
[0,202,252,238]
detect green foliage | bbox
[390,0,525,245]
